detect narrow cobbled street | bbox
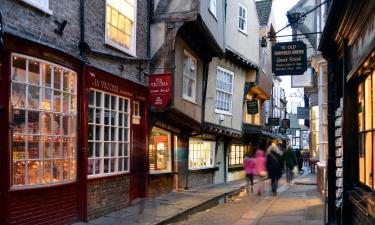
[172,173,323,225]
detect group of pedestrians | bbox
[244,144,304,196]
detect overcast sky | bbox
[273,0,304,114]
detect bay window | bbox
[88,90,130,176]
[106,0,136,55]
[11,54,77,187]
[149,127,171,173]
[216,67,233,113]
[188,139,215,169]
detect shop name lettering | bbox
[150,78,170,94]
[92,79,133,96]
[274,45,305,71]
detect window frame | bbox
[105,0,137,56]
[149,127,172,174]
[10,53,77,189]
[87,89,131,178]
[215,66,234,115]
[21,0,53,15]
[182,50,197,103]
[209,0,217,18]
[188,138,215,170]
[229,144,247,166]
[238,3,247,34]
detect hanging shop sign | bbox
[246,100,258,115]
[297,107,309,119]
[281,119,290,128]
[149,73,172,111]
[272,41,307,76]
[268,118,280,126]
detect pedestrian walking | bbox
[283,147,298,183]
[243,153,256,193]
[294,148,304,174]
[266,145,283,196]
[255,149,266,195]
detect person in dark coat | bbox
[294,149,303,173]
[266,145,283,196]
[283,147,298,182]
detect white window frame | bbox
[215,66,234,115]
[188,139,215,170]
[88,89,130,178]
[105,0,137,56]
[209,0,217,18]
[229,144,246,166]
[238,3,247,34]
[21,0,53,15]
[10,53,77,188]
[182,50,197,103]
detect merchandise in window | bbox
[106,0,136,55]
[189,139,215,169]
[11,54,77,187]
[229,145,248,166]
[88,90,130,176]
[149,127,171,173]
[238,3,247,33]
[183,51,197,102]
[216,67,233,113]
[358,74,375,189]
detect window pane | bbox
[366,132,373,187]
[28,60,40,85]
[12,83,26,108]
[12,56,27,82]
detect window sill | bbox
[10,180,76,192]
[105,39,136,57]
[228,165,244,172]
[238,29,248,36]
[149,171,176,176]
[215,109,232,116]
[88,172,130,180]
[182,95,197,104]
[187,167,218,173]
[21,0,53,15]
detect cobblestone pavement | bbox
[171,174,324,225]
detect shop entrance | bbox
[214,142,225,184]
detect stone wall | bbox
[187,171,214,188]
[87,175,131,220]
[148,175,173,198]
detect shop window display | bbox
[149,127,171,173]
[229,144,249,166]
[188,139,215,169]
[10,54,77,187]
[88,90,130,176]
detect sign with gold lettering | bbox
[90,72,133,98]
[272,41,307,76]
[149,73,172,111]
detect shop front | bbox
[0,36,83,225]
[227,143,251,182]
[85,67,148,219]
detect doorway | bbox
[214,142,225,184]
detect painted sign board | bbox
[246,100,258,115]
[272,41,307,76]
[149,73,172,111]
[268,118,280,126]
[297,107,309,119]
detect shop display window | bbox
[10,54,77,187]
[358,73,375,189]
[149,127,171,173]
[88,90,130,177]
[229,144,248,166]
[188,139,215,169]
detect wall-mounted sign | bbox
[297,107,309,119]
[281,119,290,128]
[268,118,280,126]
[246,100,258,115]
[272,41,307,76]
[149,73,172,111]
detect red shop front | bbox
[0,35,148,224]
[84,67,148,219]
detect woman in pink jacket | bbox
[243,153,256,193]
[255,149,266,195]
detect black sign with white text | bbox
[272,41,307,76]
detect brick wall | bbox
[2,0,149,86]
[148,175,173,198]
[87,175,130,220]
[187,171,214,188]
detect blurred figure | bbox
[243,153,256,193]
[283,147,298,183]
[266,145,283,196]
[255,149,266,195]
[294,148,303,174]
